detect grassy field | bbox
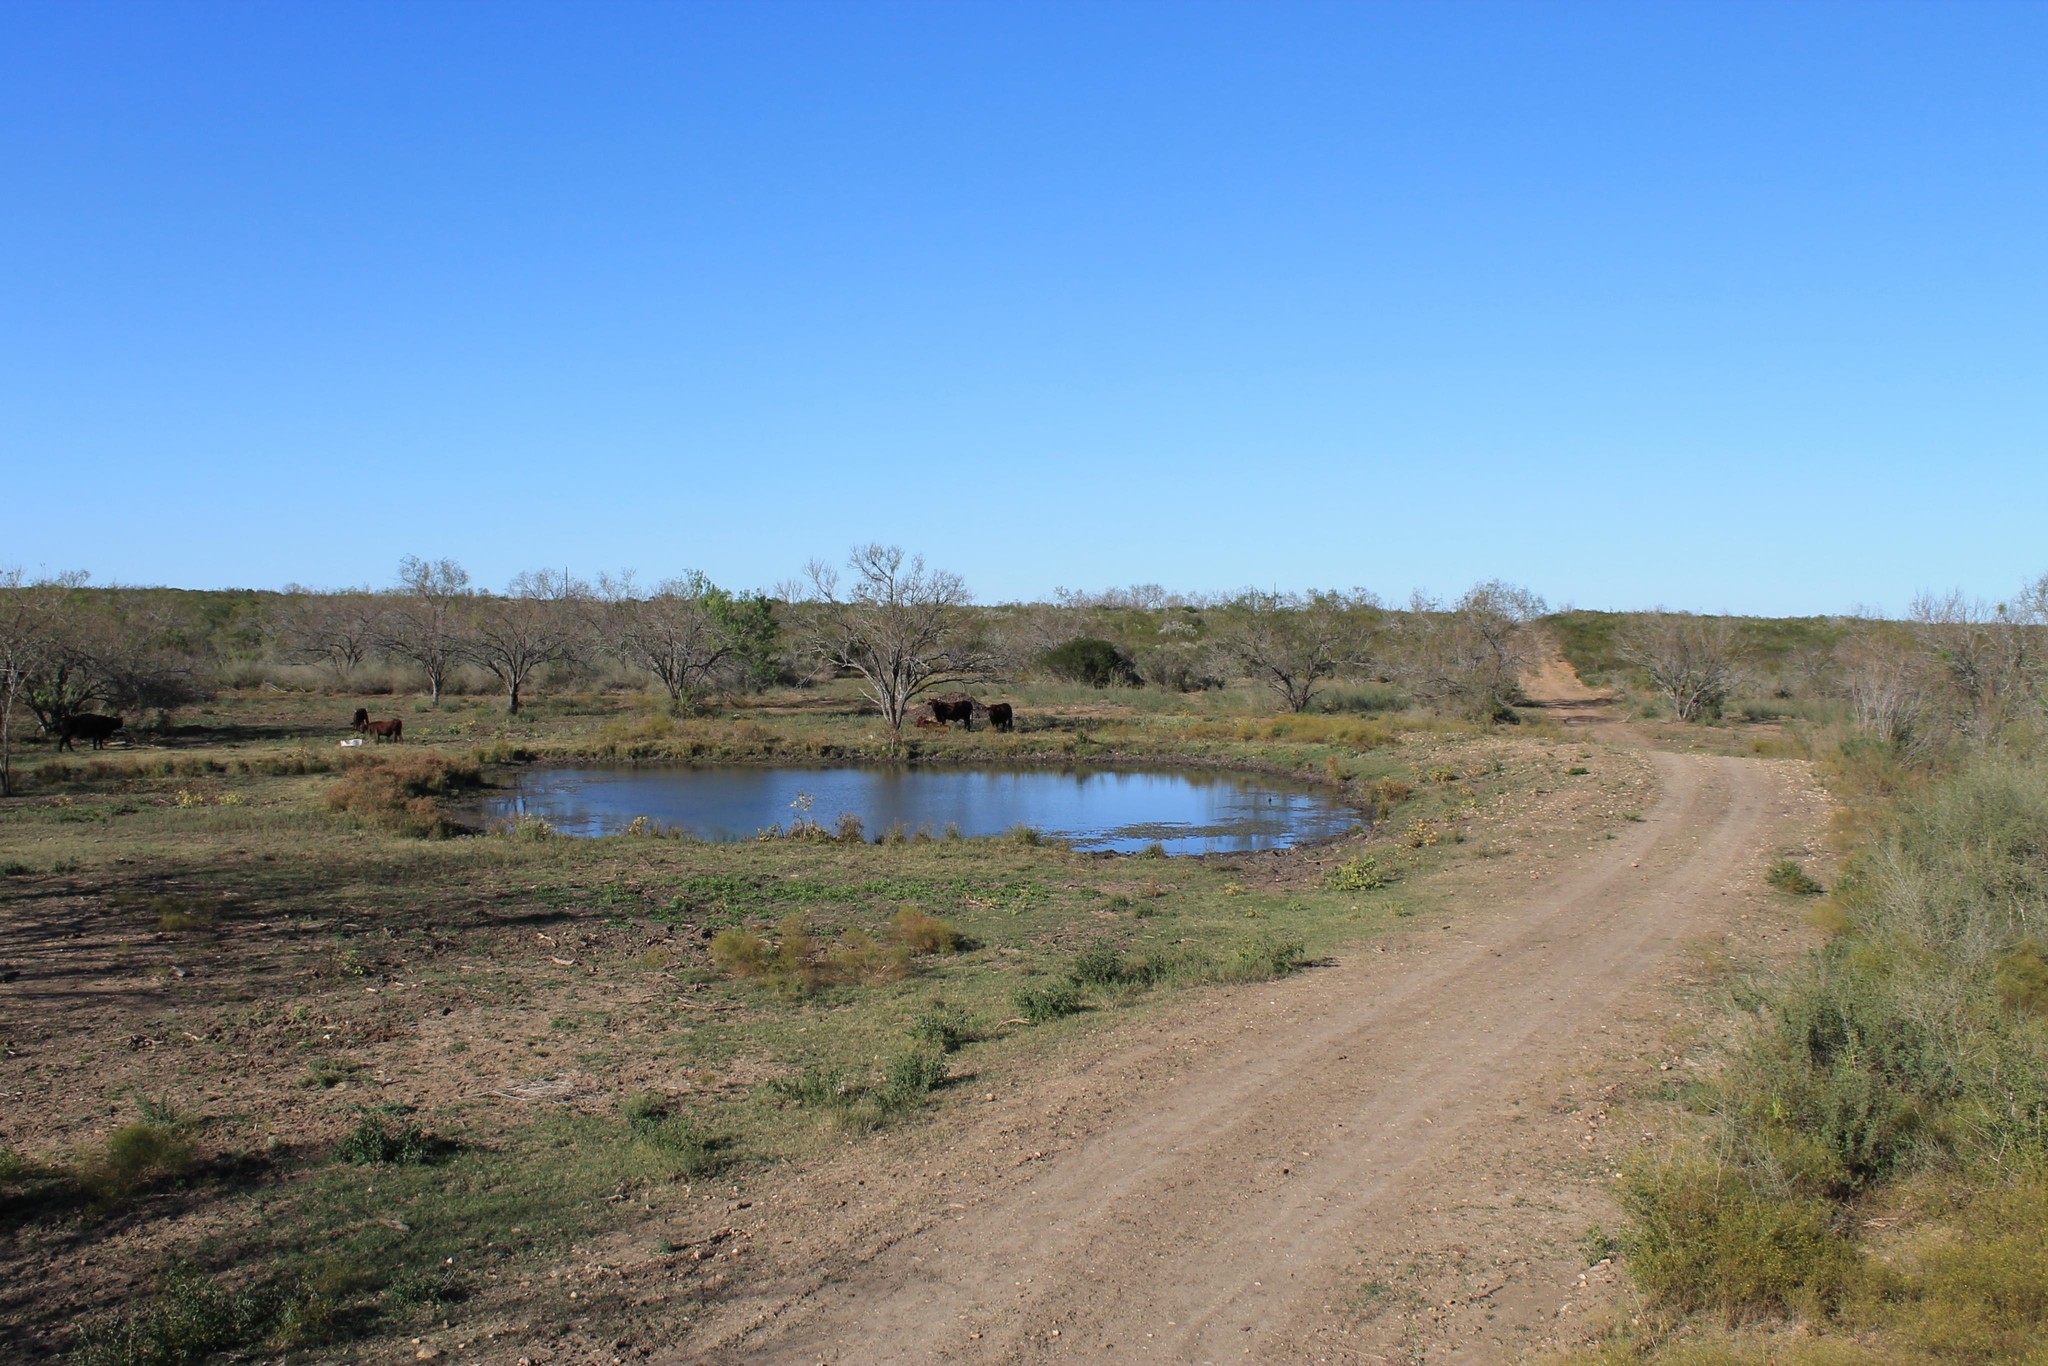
[0,680,1606,1362]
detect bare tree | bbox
[598,570,781,709]
[0,570,70,796]
[382,556,471,703]
[1617,612,1740,722]
[1222,589,1375,713]
[1397,580,1547,721]
[276,589,383,685]
[1909,589,2041,739]
[460,569,589,713]
[1837,630,1931,748]
[794,545,984,735]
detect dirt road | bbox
[682,744,1814,1365]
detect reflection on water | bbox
[478,765,1356,855]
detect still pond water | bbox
[481,765,1357,855]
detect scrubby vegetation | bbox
[1587,727,2048,1359]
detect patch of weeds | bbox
[1006,823,1046,847]
[0,860,33,877]
[1071,944,1142,987]
[619,1091,724,1176]
[1324,854,1393,892]
[333,1111,445,1166]
[910,1002,976,1052]
[1137,841,1168,859]
[1580,1224,1621,1263]
[891,906,960,954]
[1014,980,1085,1024]
[70,1263,283,1366]
[384,1263,467,1310]
[1767,859,1826,897]
[1996,941,2048,1017]
[1566,765,1590,776]
[1221,932,1308,983]
[874,1045,948,1114]
[301,1058,364,1090]
[766,1065,850,1109]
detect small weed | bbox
[1138,841,1168,859]
[767,1065,850,1109]
[1766,859,1825,897]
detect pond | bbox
[478,765,1358,855]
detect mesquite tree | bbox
[796,545,985,735]
[1223,589,1373,713]
[1617,612,1739,721]
[381,556,471,703]
[598,570,780,708]
[460,570,588,713]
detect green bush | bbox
[1040,638,1141,688]
[876,1045,948,1113]
[910,1002,976,1052]
[1324,854,1392,891]
[1621,1155,1853,1319]
[1014,980,1084,1023]
[333,1112,439,1166]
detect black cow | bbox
[929,693,977,728]
[988,702,1014,733]
[57,714,124,751]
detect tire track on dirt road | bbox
[707,751,1797,1364]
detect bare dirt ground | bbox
[610,678,1825,1366]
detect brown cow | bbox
[57,714,124,751]
[929,692,976,728]
[988,702,1014,733]
[353,709,403,742]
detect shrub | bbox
[1324,854,1392,891]
[326,752,481,838]
[1621,1155,1853,1319]
[910,1002,975,1052]
[889,907,959,954]
[1014,980,1084,1023]
[1768,859,1826,897]
[876,1045,948,1113]
[333,1112,439,1166]
[766,1065,849,1109]
[710,917,823,996]
[1041,638,1141,688]
[1071,944,1152,987]
[1223,932,1308,982]
[81,1121,198,1201]
[828,929,913,984]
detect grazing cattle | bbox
[929,693,976,728]
[351,708,370,730]
[988,702,1014,733]
[353,709,403,742]
[57,713,124,751]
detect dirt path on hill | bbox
[631,670,1819,1366]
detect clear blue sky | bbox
[4,0,2042,615]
